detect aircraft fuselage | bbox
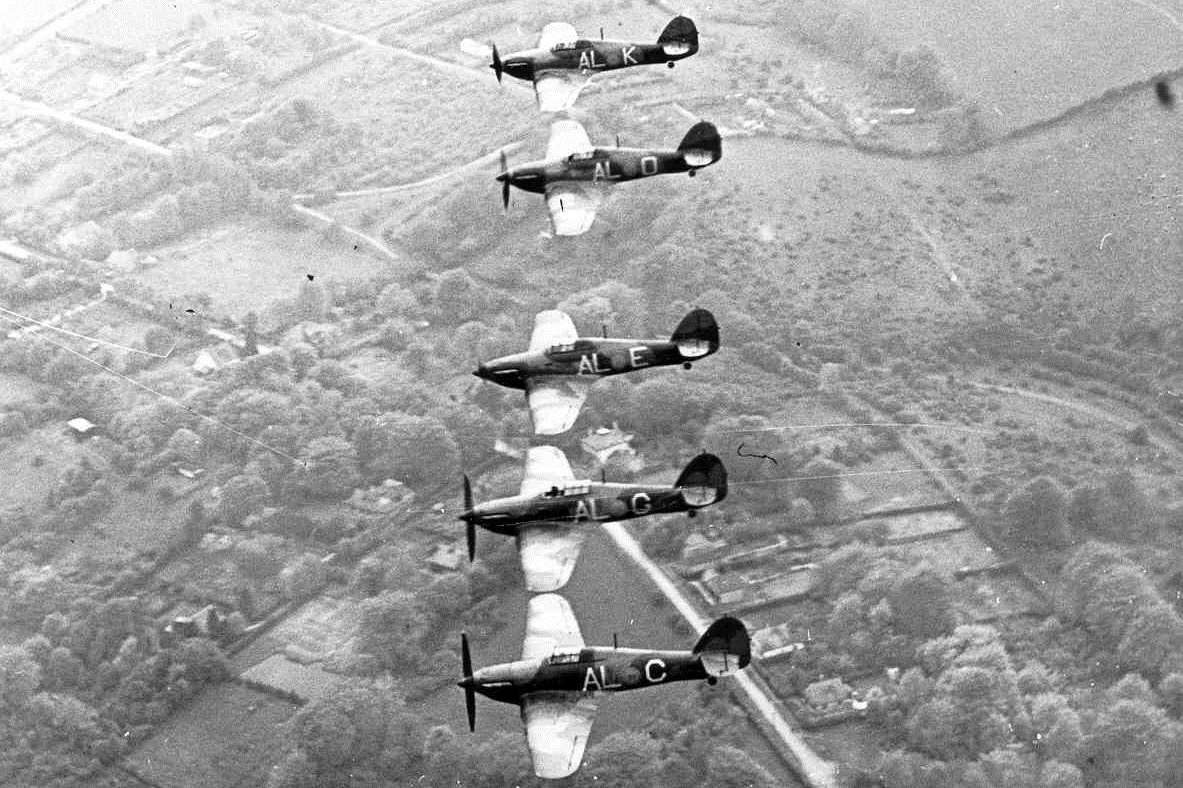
[476,337,694,391]
[464,647,711,705]
[465,482,694,535]
[500,38,694,83]
[501,147,700,195]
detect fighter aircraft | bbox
[475,308,719,436]
[459,446,726,592]
[490,16,699,112]
[498,117,721,236]
[459,593,751,779]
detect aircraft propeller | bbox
[463,474,476,561]
[499,150,510,210]
[490,43,503,83]
[460,632,476,732]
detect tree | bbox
[703,744,777,788]
[1004,476,1071,547]
[293,436,361,500]
[0,646,41,710]
[796,457,845,521]
[887,567,955,640]
[280,554,327,601]
[1081,698,1178,785]
[143,326,174,356]
[218,472,270,525]
[576,731,665,787]
[1159,672,1183,718]
[354,413,459,490]
[1027,692,1082,762]
[357,591,430,671]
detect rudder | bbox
[657,16,698,56]
[670,308,719,359]
[693,616,751,674]
[677,121,722,168]
[674,452,727,507]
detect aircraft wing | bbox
[545,118,593,161]
[521,691,599,779]
[534,72,592,113]
[528,310,578,352]
[526,377,588,435]
[521,592,584,660]
[518,523,587,593]
[519,445,576,497]
[545,182,600,236]
[537,22,578,50]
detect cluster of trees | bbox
[1054,542,1183,679]
[0,596,231,784]
[813,544,957,676]
[1003,471,1160,549]
[861,664,1183,787]
[772,0,961,108]
[267,682,778,788]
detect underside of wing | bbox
[517,524,587,593]
[534,72,591,113]
[521,691,599,779]
[520,445,576,497]
[545,118,593,161]
[526,377,588,436]
[521,592,584,660]
[545,182,599,237]
[528,310,578,352]
[537,22,578,50]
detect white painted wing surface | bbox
[519,445,576,497]
[521,692,599,779]
[517,523,587,593]
[545,118,593,161]
[534,72,591,113]
[528,309,578,352]
[545,182,599,236]
[526,377,587,435]
[537,22,578,50]
[521,592,584,660]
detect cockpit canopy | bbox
[545,650,582,666]
[542,481,592,498]
[552,39,593,52]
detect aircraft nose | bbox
[495,172,509,183]
[473,363,490,378]
[457,677,475,689]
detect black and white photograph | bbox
[0,1,1180,786]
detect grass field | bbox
[859,0,1183,130]
[133,217,392,319]
[124,682,298,788]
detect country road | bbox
[0,89,172,158]
[301,15,534,100]
[600,521,840,788]
[293,143,524,203]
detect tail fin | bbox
[657,16,698,57]
[693,616,751,675]
[674,453,727,508]
[670,308,719,359]
[677,121,721,169]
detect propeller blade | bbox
[463,475,476,561]
[461,633,476,732]
[491,43,503,83]
[502,178,510,211]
